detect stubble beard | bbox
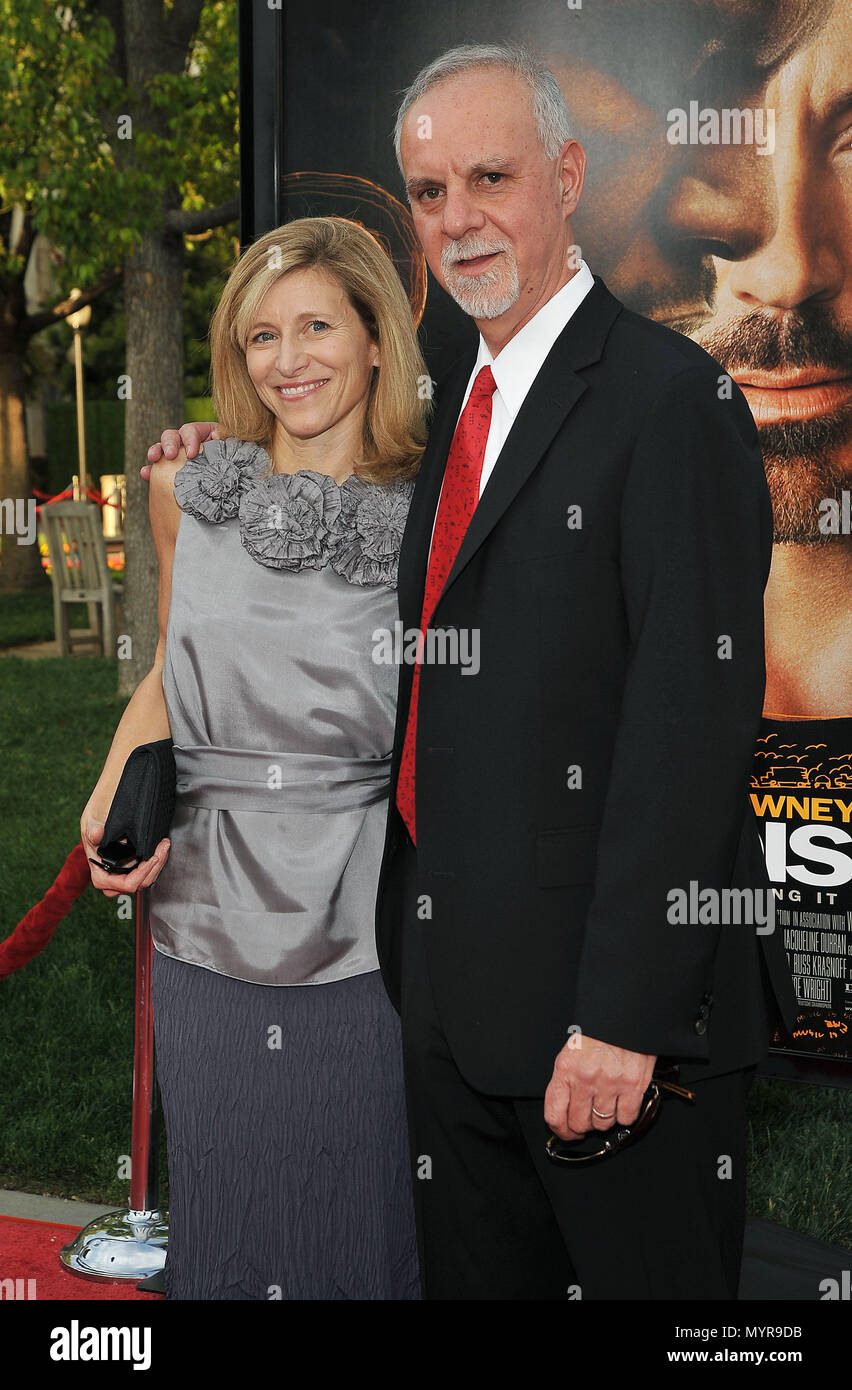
[694,305,852,545]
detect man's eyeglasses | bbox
[545,1065,695,1166]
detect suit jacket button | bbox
[694,1017,708,1035]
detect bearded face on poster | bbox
[536,0,851,719]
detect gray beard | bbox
[444,263,521,320]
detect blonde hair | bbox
[208,217,431,482]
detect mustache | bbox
[441,236,512,271]
[693,303,852,377]
[693,304,852,464]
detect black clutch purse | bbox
[90,739,177,874]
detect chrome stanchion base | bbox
[59,1208,168,1282]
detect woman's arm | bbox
[81,453,186,897]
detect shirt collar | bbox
[470,260,595,419]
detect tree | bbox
[0,0,238,691]
[1,2,124,591]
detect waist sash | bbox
[174,744,391,813]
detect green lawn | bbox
[0,653,169,1207]
[0,584,89,648]
[747,1075,851,1247]
[0,650,849,1247]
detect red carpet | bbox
[0,1214,163,1299]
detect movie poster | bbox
[754,719,852,1057]
[282,0,852,1062]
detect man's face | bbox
[399,67,583,344]
[687,0,852,544]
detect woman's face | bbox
[244,266,380,447]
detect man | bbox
[524,0,851,1048]
[674,0,852,1053]
[537,0,850,716]
[679,0,852,717]
[146,42,796,1299]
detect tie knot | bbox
[471,364,496,401]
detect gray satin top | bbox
[147,437,413,986]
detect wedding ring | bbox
[592,1106,615,1119]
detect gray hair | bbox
[392,41,573,179]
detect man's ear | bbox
[559,138,586,218]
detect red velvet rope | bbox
[0,844,92,980]
[32,485,121,511]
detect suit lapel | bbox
[398,275,624,627]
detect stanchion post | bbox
[130,886,160,1213]
[59,887,168,1281]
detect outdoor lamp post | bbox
[66,289,92,501]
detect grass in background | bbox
[0,654,849,1245]
[0,587,88,649]
[747,1077,850,1246]
[0,655,168,1206]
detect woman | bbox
[81,217,431,1299]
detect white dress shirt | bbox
[428,260,595,553]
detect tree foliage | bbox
[0,0,238,620]
[1,0,238,303]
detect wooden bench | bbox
[41,500,122,657]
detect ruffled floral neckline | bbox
[173,437,413,589]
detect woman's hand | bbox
[81,806,171,898]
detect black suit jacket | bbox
[375,274,797,1096]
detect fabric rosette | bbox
[330,476,415,588]
[238,468,343,570]
[173,437,270,522]
[174,437,415,588]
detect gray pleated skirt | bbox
[151,947,420,1300]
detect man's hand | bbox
[544,1033,656,1140]
[140,421,219,481]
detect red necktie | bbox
[396,364,497,843]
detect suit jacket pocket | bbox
[536,825,600,887]
[501,528,592,566]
